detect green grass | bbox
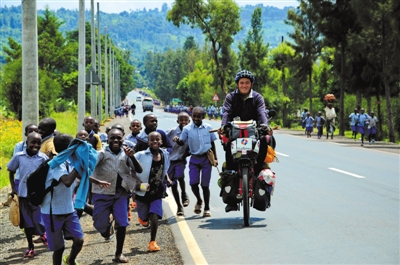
[0,111,80,189]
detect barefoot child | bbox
[42,134,110,265]
[166,112,191,216]
[92,128,143,263]
[134,131,171,252]
[173,106,218,217]
[7,132,48,258]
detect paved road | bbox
[125,91,400,264]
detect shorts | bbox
[42,212,83,251]
[306,126,313,132]
[92,189,129,234]
[19,197,45,234]
[351,125,357,132]
[369,126,377,135]
[189,154,212,187]
[136,198,162,221]
[167,160,187,184]
[358,126,366,135]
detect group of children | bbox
[349,108,378,146]
[300,110,327,139]
[7,106,218,264]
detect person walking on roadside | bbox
[368,111,378,144]
[349,108,359,140]
[357,108,370,146]
[304,112,314,138]
[314,111,325,139]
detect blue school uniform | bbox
[349,112,359,132]
[179,122,217,186]
[166,126,189,184]
[6,150,48,232]
[357,113,370,134]
[41,161,84,251]
[304,116,314,132]
[12,141,27,191]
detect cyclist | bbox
[220,70,269,212]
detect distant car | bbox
[136,96,142,102]
[142,97,154,112]
[153,99,160,105]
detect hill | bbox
[0,4,293,69]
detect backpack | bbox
[27,158,59,207]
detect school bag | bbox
[27,158,59,207]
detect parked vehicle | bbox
[136,96,142,102]
[142,97,154,112]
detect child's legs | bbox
[149,199,162,241]
[19,198,44,248]
[189,156,203,204]
[200,159,212,210]
[111,189,129,229]
[92,194,114,235]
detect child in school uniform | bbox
[124,119,143,217]
[304,112,314,138]
[173,106,218,217]
[7,132,48,258]
[134,131,171,252]
[82,116,102,151]
[42,134,110,265]
[166,112,191,216]
[134,114,173,154]
[38,117,58,157]
[12,124,38,193]
[91,128,143,263]
[314,111,325,139]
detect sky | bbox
[1,0,298,13]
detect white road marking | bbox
[276,152,289,157]
[329,167,366,179]
[165,195,208,265]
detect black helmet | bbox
[235,70,255,84]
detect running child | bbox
[134,131,171,252]
[38,117,57,157]
[134,114,172,154]
[82,116,102,151]
[166,112,191,216]
[349,108,359,140]
[173,106,218,217]
[42,134,110,265]
[12,124,38,193]
[7,132,48,258]
[91,128,143,263]
[125,119,142,146]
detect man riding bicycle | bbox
[219,70,270,212]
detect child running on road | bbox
[38,117,57,157]
[166,112,191,216]
[91,128,143,263]
[173,106,218,217]
[42,134,110,265]
[7,132,48,258]
[134,131,171,252]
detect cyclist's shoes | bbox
[225,204,238,212]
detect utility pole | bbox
[78,0,86,130]
[110,46,114,112]
[21,0,39,139]
[97,2,102,123]
[90,0,96,117]
[104,27,108,118]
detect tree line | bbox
[1,8,134,120]
[144,0,399,143]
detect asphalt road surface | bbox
[128,90,399,265]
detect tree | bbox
[167,0,242,96]
[285,0,321,114]
[3,37,21,62]
[238,7,269,92]
[308,0,358,136]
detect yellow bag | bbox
[9,194,20,227]
[264,145,279,163]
